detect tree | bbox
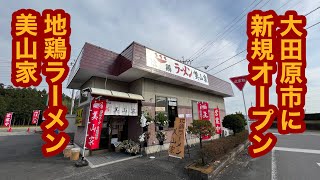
[0,96,7,125]
[235,112,247,126]
[222,114,246,136]
[188,120,215,165]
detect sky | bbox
[0,0,320,114]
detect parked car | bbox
[222,127,232,137]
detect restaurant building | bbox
[67,41,234,155]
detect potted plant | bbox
[155,112,168,130]
[140,112,154,132]
[123,140,140,156]
[156,131,167,145]
[139,132,150,147]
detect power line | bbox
[305,6,320,16]
[306,21,320,29]
[186,0,262,62]
[208,5,320,75]
[203,0,301,62]
[213,58,247,75]
[206,49,246,72]
[189,0,263,62]
[190,0,271,63]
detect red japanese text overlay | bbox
[85,99,107,150]
[247,10,279,158]
[276,11,307,135]
[40,9,71,157]
[11,9,42,87]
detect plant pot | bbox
[143,126,148,132]
[131,153,137,156]
[144,142,148,147]
[159,141,164,145]
[159,126,163,130]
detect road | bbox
[216,130,320,180]
[0,134,193,180]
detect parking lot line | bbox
[271,150,277,180]
[274,147,320,154]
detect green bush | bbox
[222,114,246,135]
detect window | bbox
[155,96,177,128]
[192,100,199,120]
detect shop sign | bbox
[155,107,166,112]
[146,48,209,86]
[104,101,138,116]
[32,110,40,124]
[75,108,83,126]
[85,99,106,150]
[168,118,186,159]
[214,108,222,134]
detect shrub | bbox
[222,114,246,135]
[201,131,249,162]
[188,120,215,165]
[155,112,169,126]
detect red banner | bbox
[214,108,222,134]
[85,99,107,150]
[4,112,13,127]
[32,110,40,124]
[197,102,210,120]
[198,102,211,139]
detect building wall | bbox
[129,79,143,95]
[74,77,228,152]
[142,78,226,112]
[141,78,227,147]
[91,77,129,92]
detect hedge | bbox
[199,131,248,164]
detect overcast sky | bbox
[1,0,320,114]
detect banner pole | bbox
[241,89,252,147]
[82,95,92,160]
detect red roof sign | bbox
[230,75,248,91]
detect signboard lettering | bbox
[214,108,222,134]
[168,118,186,159]
[230,75,248,91]
[146,48,209,86]
[32,110,40,124]
[85,99,107,150]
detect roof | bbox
[67,42,234,97]
[83,87,144,101]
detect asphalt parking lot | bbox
[216,130,320,180]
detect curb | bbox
[209,140,250,179]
